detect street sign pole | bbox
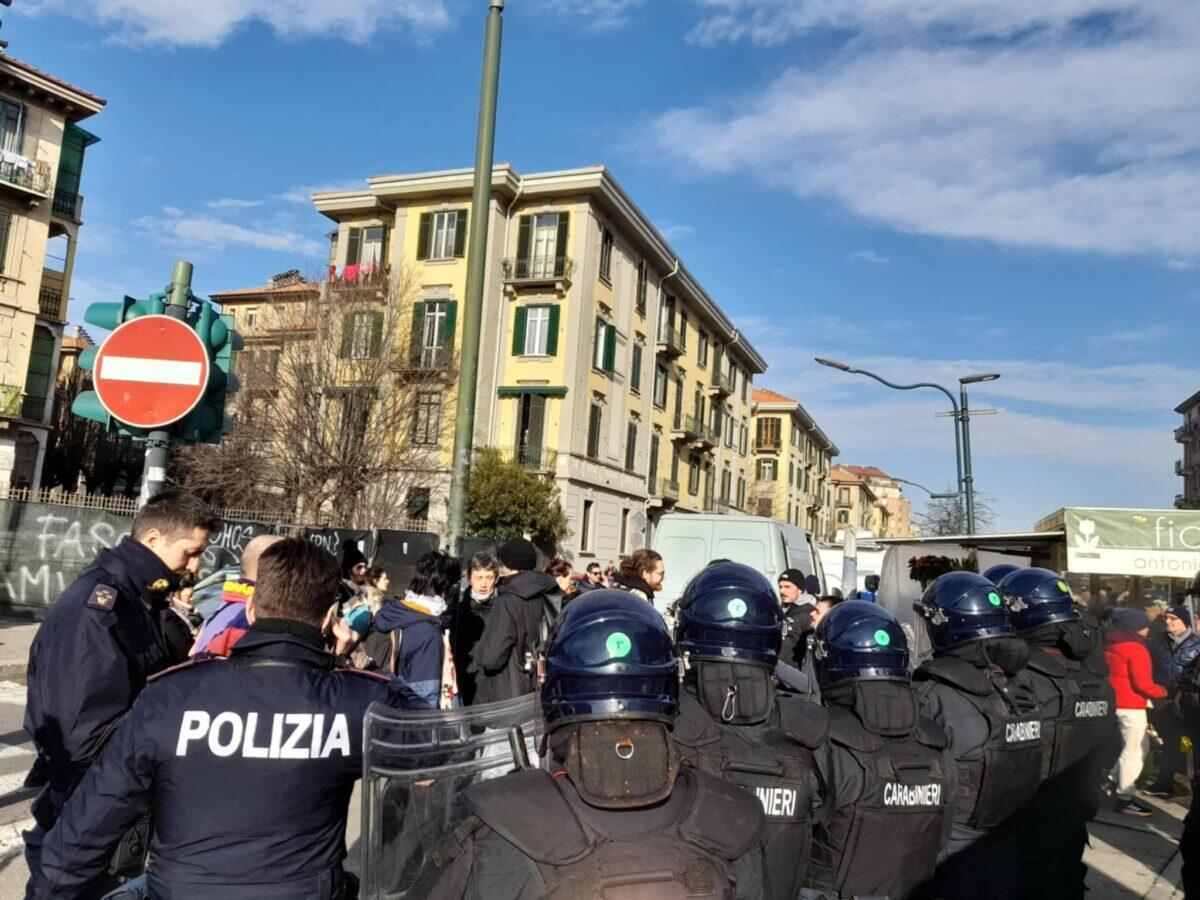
[445,0,504,553]
[138,260,193,508]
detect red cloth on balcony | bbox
[343,264,360,282]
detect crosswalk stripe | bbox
[0,683,25,706]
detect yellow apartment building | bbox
[218,165,768,561]
[0,54,104,488]
[837,464,913,538]
[829,463,891,538]
[748,388,839,537]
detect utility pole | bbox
[445,0,505,553]
[138,260,192,508]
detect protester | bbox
[1105,607,1168,816]
[193,534,283,656]
[338,543,370,607]
[574,561,605,593]
[364,566,390,612]
[368,551,461,708]
[1146,606,1200,798]
[160,583,203,661]
[777,568,814,667]
[470,538,558,703]
[858,573,880,602]
[449,553,500,706]
[546,558,579,609]
[802,573,823,605]
[23,491,220,892]
[612,548,664,604]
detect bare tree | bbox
[912,488,997,536]
[176,267,457,528]
[42,365,142,496]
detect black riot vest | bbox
[810,704,950,899]
[462,766,764,900]
[1025,648,1117,779]
[916,656,1044,831]
[673,690,828,898]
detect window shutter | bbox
[0,213,10,274]
[453,209,468,258]
[370,312,384,357]
[444,301,458,346]
[528,394,546,452]
[755,418,764,444]
[416,214,431,260]
[603,324,616,372]
[546,305,560,356]
[339,314,353,358]
[378,225,389,268]
[512,306,528,356]
[516,215,532,262]
[555,212,570,276]
[346,228,362,266]
[409,303,425,363]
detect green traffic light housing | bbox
[174,298,242,444]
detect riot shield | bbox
[360,693,544,900]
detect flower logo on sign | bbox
[1074,519,1100,550]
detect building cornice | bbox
[0,55,105,120]
[751,399,839,455]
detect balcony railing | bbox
[0,153,51,198]
[716,498,730,514]
[52,170,81,219]
[327,264,391,297]
[499,445,559,473]
[502,255,574,283]
[0,385,46,422]
[397,346,454,375]
[648,476,680,502]
[671,413,704,441]
[38,286,63,320]
[1177,423,1198,443]
[709,369,734,395]
[22,394,46,422]
[656,323,684,357]
[754,438,782,452]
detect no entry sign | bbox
[94,315,209,429]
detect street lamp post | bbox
[959,372,1000,539]
[891,477,959,500]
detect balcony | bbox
[500,445,559,475]
[502,255,574,293]
[1178,460,1187,476]
[1176,423,1198,443]
[38,286,64,321]
[0,384,46,423]
[754,438,782,453]
[326,265,391,301]
[669,413,702,442]
[656,324,684,359]
[647,476,680,508]
[715,498,730,515]
[0,153,51,202]
[394,346,455,379]
[52,170,81,221]
[708,369,734,397]
[694,421,719,450]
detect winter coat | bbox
[449,587,495,706]
[470,570,558,705]
[1105,629,1167,710]
[371,596,446,707]
[1151,630,1200,691]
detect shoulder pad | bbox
[672,691,724,748]
[1025,648,1069,679]
[915,714,950,750]
[775,694,830,749]
[333,667,394,683]
[680,767,765,860]
[85,583,120,612]
[147,655,225,682]
[465,769,592,865]
[826,706,884,753]
[915,657,991,696]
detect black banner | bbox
[372,529,441,591]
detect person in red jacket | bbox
[1105,608,1168,816]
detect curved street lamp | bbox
[892,477,959,501]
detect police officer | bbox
[982,563,1019,585]
[670,562,829,898]
[1000,567,1119,899]
[912,571,1044,900]
[32,536,426,899]
[413,589,770,899]
[808,600,956,899]
[23,491,220,892]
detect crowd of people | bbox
[14,489,1200,899]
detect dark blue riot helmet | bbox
[913,571,1015,651]
[998,567,1080,633]
[813,600,910,685]
[983,563,1020,585]
[540,590,680,729]
[673,562,783,667]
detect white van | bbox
[651,514,826,612]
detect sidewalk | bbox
[0,619,38,682]
[1087,792,1187,898]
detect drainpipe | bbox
[488,180,524,437]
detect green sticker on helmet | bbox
[606,632,632,658]
[1057,580,1070,594]
[874,629,891,646]
[728,598,748,618]
[988,591,1003,607]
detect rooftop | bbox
[211,279,319,306]
[1175,389,1200,415]
[751,387,840,454]
[0,53,106,119]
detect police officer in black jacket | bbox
[416,589,769,899]
[808,600,956,900]
[33,536,426,900]
[912,572,1044,900]
[1000,567,1119,899]
[23,491,220,893]
[670,562,829,898]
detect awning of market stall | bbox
[1035,507,1200,579]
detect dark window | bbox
[620,509,630,554]
[653,364,668,408]
[688,453,701,495]
[737,476,746,509]
[406,488,431,523]
[648,433,660,484]
[0,212,11,274]
[671,448,681,481]
[516,393,547,466]
[593,317,616,373]
[412,391,442,445]
[721,469,731,503]
[599,226,614,282]
[630,344,643,393]
[678,310,688,349]
[625,421,638,472]
[636,260,647,314]
[581,499,594,551]
[698,331,709,367]
[587,403,603,459]
[340,311,383,360]
[339,389,373,436]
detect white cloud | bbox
[1088,325,1171,347]
[535,0,644,31]
[276,182,363,204]
[135,213,323,256]
[34,0,450,47]
[654,3,1200,261]
[850,249,889,265]
[662,224,697,240]
[205,198,264,210]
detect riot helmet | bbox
[540,589,679,729]
[982,563,1020,585]
[998,567,1080,633]
[674,561,783,666]
[813,600,909,686]
[913,571,1015,651]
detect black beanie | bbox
[341,541,368,576]
[779,569,804,589]
[1169,606,1193,630]
[498,538,538,572]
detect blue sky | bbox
[12,0,1199,531]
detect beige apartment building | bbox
[830,465,883,538]
[0,54,104,488]
[217,165,767,562]
[1175,389,1200,510]
[838,465,913,538]
[748,388,838,537]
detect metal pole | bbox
[445,0,504,553]
[138,260,192,508]
[960,383,976,535]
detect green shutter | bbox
[555,213,570,276]
[346,228,362,266]
[512,306,528,356]
[454,209,468,258]
[516,215,531,263]
[339,314,353,358]
[444,301,458,345]
[603,324,616,372]
[378,225,389,268]
[370,313,383,357]
[416,213,432,260]
[410,303,425,363]
[0,213,10,274]
[546,305,560,356]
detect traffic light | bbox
[174,297,243,444]
[71,293,167,431]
